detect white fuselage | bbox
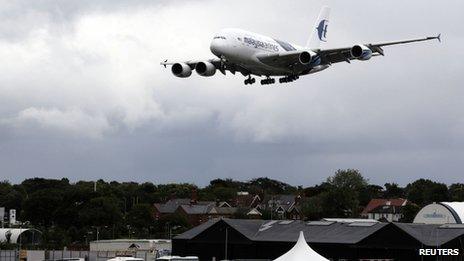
[210,28,325,76]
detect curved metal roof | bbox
[0,228,41,243]
[441,202,464,224]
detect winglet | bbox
[161,59,168,68]
[437,33,441,43]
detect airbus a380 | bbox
[161,6,440,85]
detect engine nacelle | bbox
[195,61,216,77]
[350,45,373,61]
[299,51,317,65]
[171,63,192,78]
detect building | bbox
[234,192,261,208]
[0,208,19,227]
[260,195,305,220]
[90,239,171,252]
[414,202,464,224]
[154,197,238,227]
[361,198,408,222]
[173,218,464,261]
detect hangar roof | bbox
[175,218,464,247]
[395,223,464,246]
[176,219,387,244]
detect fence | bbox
[0,250,154,261]
[0,250,16,261]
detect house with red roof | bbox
[361,198,408,222]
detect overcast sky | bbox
[0,0,463,187]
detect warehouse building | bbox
[89,239,171,252]
[414,202,464,224]
[173,218,464,261]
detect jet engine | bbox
[350,45,373,61]
[195,61,216,77]
[299,51,317,65]
[171,63,192,78]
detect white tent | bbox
[274,231,329,261]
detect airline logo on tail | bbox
[317,19,329,42]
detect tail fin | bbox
[306,6,331,49]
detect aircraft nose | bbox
[210,40,224,57]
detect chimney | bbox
[190,188,198,205]
[294,195,301,205]
[169,192,176,201]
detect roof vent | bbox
[259,220,278,232]
[306,221,335,226]
[348,222,378,227]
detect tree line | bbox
[0,170,463,249]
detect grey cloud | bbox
[0,0,463,186]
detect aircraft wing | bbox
[317,34,441,64]
[160,58,248,75]
[160,59,220,69]
[256,50,306,68]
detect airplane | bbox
[161,6,441,85]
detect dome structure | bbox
[414,202,464,224]
[274,231,329,261]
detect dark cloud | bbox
[0,0,463,186]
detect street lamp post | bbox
[19,223,22,253]
[96,227,100,252]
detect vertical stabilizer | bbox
[306,6,331,49]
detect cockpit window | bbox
[213,36,226,40]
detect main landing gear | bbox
[243,75,299,86]
[244,76,256,85]
[279,75,299,83]
[260,77,275,85]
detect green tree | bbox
[249,177,297,195]
[359,184,384,206]
[384,183,405,198]
[126,204,155,237]
[22,189,63,226]
[322,169,369,217]
[405,179,449,206]
[301,196,324,220]
[327,169,368,190]
[400,204,421,223]
[79,197,122,227]
[449,183,464,201]
[0,181,23,211]
[303,183,331,198]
